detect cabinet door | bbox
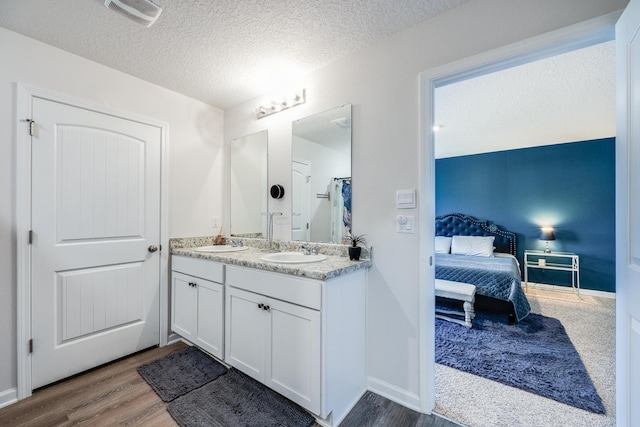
[267,298,321,414]
[226,287,267,382]
[171,272,197,340]
[195,280,224,359]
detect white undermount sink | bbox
[260,252,327,264]
[194,245,249,253]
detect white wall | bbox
[0,27,223,398]
[223,0,627,409]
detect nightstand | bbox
[523,250,580,293]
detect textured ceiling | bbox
[0,0,468,109]
[0,1,615,156]
[434,40,616,158]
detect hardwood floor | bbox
[340,392,459,427]
[0,342,188,426]
[0,342,458,427]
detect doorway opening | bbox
[418,11,619,424]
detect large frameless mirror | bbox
[230,130,268,238]
[291,104,352,243]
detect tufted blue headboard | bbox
[435,213,517,256]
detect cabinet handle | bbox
[189,282,197,287]
[264,304,270,312]
[258,303,264,309]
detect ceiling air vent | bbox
[105,0,162,27]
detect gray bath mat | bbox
[167,368,315,427]
[137,346,227,402]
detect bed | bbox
[435,213,530,322]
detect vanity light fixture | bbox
[257,89,306,119]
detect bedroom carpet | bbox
[435,288,616,427]
[436,309,604,413]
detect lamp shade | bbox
[539,227,556,241]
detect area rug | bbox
[167,368,315,427]
[137,346,227,402]
[435,310,605,414]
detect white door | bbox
[195,279,224,359]
[616,1,640,425]
[171,272,198,340]
[292,159,311,241]
[267,297,321,414]
[226,287,267,381]
[171,272,224,358]
[31,97,161,389]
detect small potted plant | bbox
[345,233,367,261]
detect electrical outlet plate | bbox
[396,215,414,233]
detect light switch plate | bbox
[396,189,416,209]
[396,215,415,233]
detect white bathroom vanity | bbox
[170,238,370,425]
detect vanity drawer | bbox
[226,265,321,310]
[172,255,224,283]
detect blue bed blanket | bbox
[435,253,531,321]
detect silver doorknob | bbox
[148,245,159,253]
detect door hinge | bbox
[306,223,309,230]
[29,339,33,353]
[28,230,33,245]
[25,119,35,136]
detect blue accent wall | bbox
[435,138,615,293]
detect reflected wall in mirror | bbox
[292,104,352,243]
[230,130,268,238]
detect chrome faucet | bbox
[267,212,283,250]
[228,239,243,247]
[299,243,319,255]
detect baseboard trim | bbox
[314,387,367,427]
[525,281,615,299]
[166,333,183,346]
[332,386,367,427]
[0,388,17,409]
[366,376,420,412]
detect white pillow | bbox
[434,236,452,253]
[451,235,495,257]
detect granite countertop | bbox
[170,237,371,281]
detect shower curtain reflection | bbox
[330,177,352,243]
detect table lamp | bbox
[539,227,555,253]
